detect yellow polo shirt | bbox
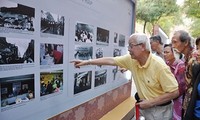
[114,53,178,100]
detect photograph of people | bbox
[40,43,63,65]
[74,45,92,60]
[119,34,125,47]
[113,48,121,57]
[1,74,34,110]
[75,22,94,43]
[95,69,107,87]
[0,0,35,32]
[96,27,109,46]
[40,70,63,97]
[96,48,103,59]
[114,32,118,45]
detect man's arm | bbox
[70,57,117,68]
[137,89,179,109]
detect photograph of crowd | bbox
[74,71,92,94]
[96,27,109,46]
[40,70,63,97]
[94,69,107,87]
[118,34,125,47]
[113,48,121,57]
[74,45,93,60]
[0,0,35,32]
[1,74,34,109]
[114,32,118,45]
[75,22,94,43]
[40,43,63,65]
[0,37,34,65]
[41,10,64,36]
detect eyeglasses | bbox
[127,43,142,49]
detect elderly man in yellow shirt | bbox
[71,33,179,120]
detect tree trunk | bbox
[143,21,147,33]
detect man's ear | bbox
[184,40,189,46]
[140,43,145,51]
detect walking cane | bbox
[135,104,140,120]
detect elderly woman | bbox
[163,44,186,120]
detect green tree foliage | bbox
[183,0,200,38]
[184,0,200,18]
[158,12,183,36]
[136,0,179,33]
[190,19,200,38]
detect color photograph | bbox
[40,70,63,97]
[1,74,35,111]
[40,43,63,65]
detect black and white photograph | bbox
[114,32,118,45]
[94,69,107,87]
[75,22,94,43]
[95,47,103,68]
[113,48,124,80]
[41,10,64,36]
[0,0,35,33]
[40,43,63,65]
[96,27,109,46]
[118,34,125,47]
[40,70,63,98]
[0,37,34,65]
[113,48,121,57]
[112,66,119,81]
[74,71,92,94]
[74,45,93,60]
[112,65,126,81]
[96,47,103,59]
[0,74,35,111]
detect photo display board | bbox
[0,0,135,119]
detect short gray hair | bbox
[174,30,191,44]
[130,33,151,52]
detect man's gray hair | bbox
[174,30,191,44]
[130,33,151,52]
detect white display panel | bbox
[0,0,135,120]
